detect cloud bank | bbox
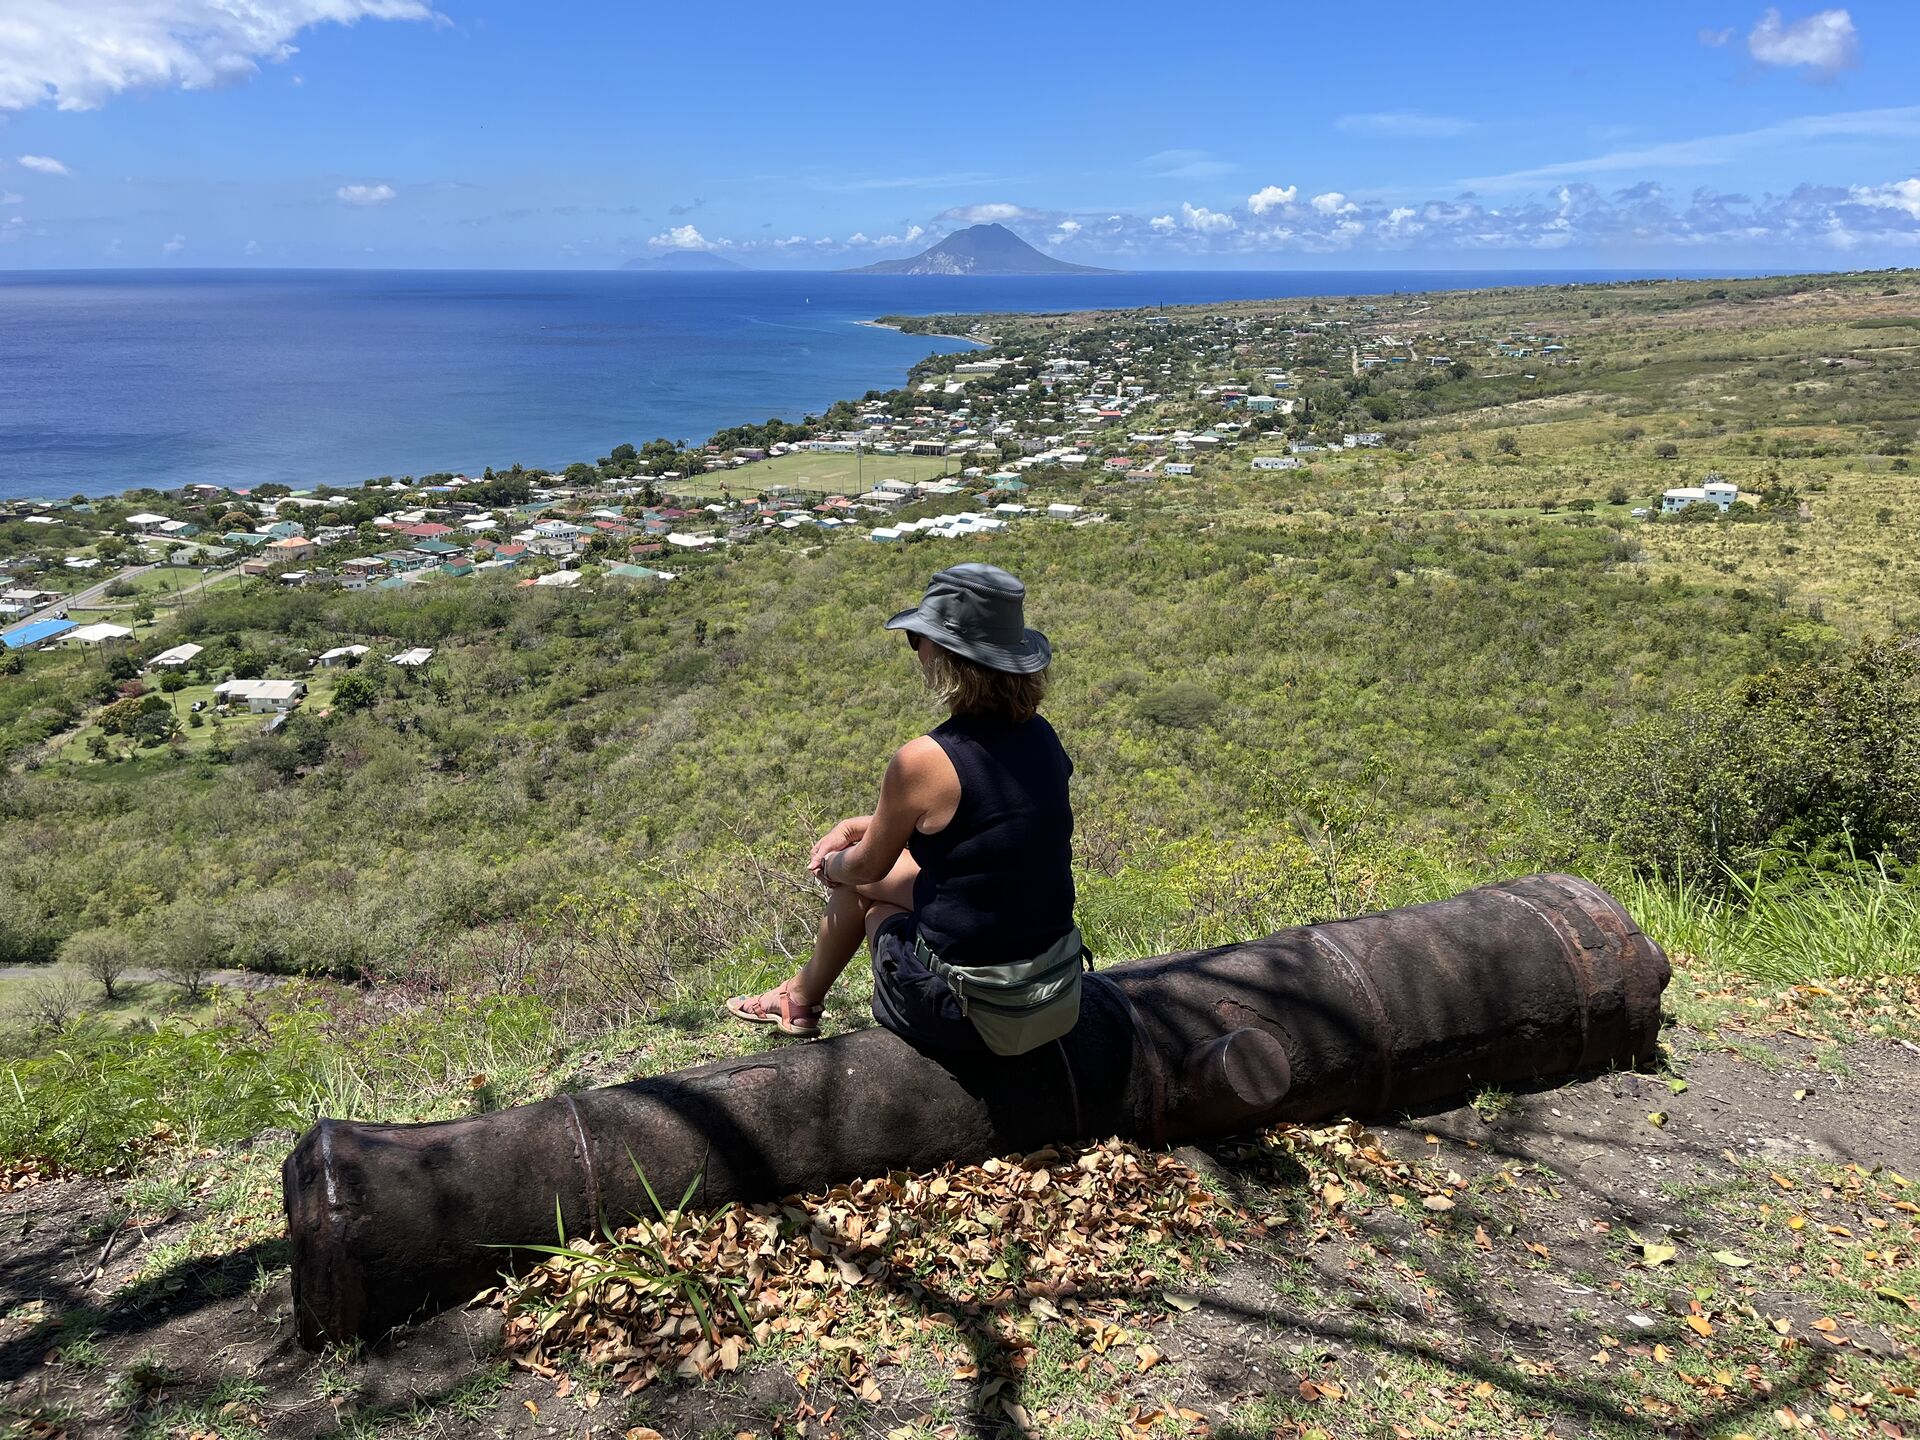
[0,0,437,112]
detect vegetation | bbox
[3,267,1920,1435]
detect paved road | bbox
[17,562,241,629]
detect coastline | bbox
[856,318,989,347]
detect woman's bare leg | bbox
[787,853,920,1007]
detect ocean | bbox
[0,267,1739,501]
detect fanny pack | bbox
[915,926,1090,1057]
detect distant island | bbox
[843,222,1118,277]
[619,252,747,272]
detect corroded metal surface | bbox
[283,873,1669,1346]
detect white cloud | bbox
[1310,191,1357,215]
[1148,214,1176,232]
[336,182,395,206]
[1335,112,1477,139]
[1180,201,1234,233]
[933,201,1043,224]
[845,231,871,245]
[17,154,69,175]
[0,1,437,112]
[1748,7,1858,77]
[1247,184,1297,215]
[1851,176,1920,219]
[648,224,726,250]
[161,234,185,255]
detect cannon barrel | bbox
[283,873,1667,1346]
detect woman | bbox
[726,562,1083,1055]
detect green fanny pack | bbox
[915,926,1090,1057]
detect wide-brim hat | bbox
[884,562,1052,674]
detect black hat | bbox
[884,563,1052,674]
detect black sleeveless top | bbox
[908,712,1075,967]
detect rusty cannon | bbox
[283,873,1668,1346]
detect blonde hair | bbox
[922,645,1049,724]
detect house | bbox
[869,527,903,543]
[1251,456,1304,472]
[214,678,306,713]
[261,521,305,540]
[1047,504,1083,518]
[399,522,454,540]
[2,588,61,610]
[1661,481,1739,514]
[124,512,172,532]
[410,538,461,558]
[605,563,671,582]
[388,647,435,667]
[1,617,76,650]
[224,531,271,549]
[317,645,369,667]
[665,532,717,550]
[64,622,134,646]
[147,643,204,669]
[533,569,582,588]
[1164,463,1195,476]
[266,536,316,562]
[1343,432,1386,449]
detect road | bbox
[15,562,241,629]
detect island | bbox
[842,221,1118,276]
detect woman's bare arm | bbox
[824,737,957,887]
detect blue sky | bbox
[1,1,1917,269]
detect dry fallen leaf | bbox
[1684,1315,1714,1338]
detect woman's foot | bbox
[724,981,823,1038]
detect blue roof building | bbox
[2,617,77,650]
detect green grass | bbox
[694,449,963,499]
[1619,860,1920,985]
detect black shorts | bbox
[869,913,988,1055]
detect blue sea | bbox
[0,267,1740,501]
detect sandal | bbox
[725,982,823,1038]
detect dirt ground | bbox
[3,1023,1917,1440]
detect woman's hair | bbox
[923,646,1049,724]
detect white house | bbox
[64,622,134,645]
[533,570,582,588]
[388,647,435,667]
[317,644,370,667]
[1047,503,1083,518]
[1661,480,1739,514]
[214,678,306,713]
[1251,456,1304,472]
[147,642,204,669]
[124,512,171,532]
[869,527,903,543]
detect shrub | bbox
[1558,638,1920,883]
[1135,684,1222,730]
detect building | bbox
[389,647,435,667]
[266,536,316,563]
[1251,456,1304,472]
[147,643,204,669]
[1661,481,1739,514]
[1,617,76,650]
[317,644,370,667]
[64,622,134,646]
[214,679,306,712]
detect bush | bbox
[1135,684,1222,730]
[1559,638,1920,883]
[1653,442,1680,459]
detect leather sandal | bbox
[724,982,823,1038]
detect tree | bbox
[60,927,137,1001]
[154,911,223,1001]
[1653,442,1680,459]
[334,672,379,713]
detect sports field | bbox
[676,450,962,500]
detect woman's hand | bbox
[810,817,870,882]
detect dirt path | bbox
[1,1026,1915,1438]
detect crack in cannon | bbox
[282,872,1668,1346]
